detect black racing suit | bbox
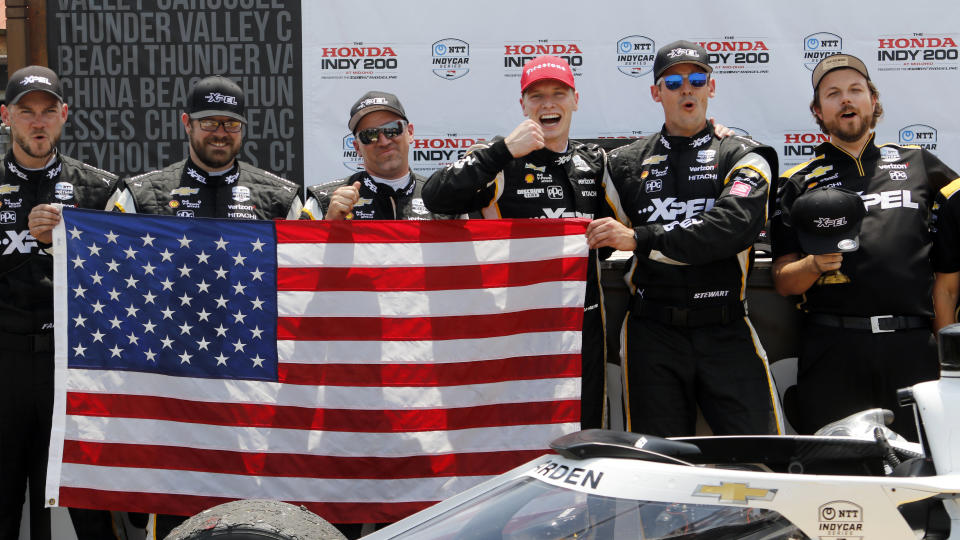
[109,158,302,219]
[604,123,782,437]
[772,133,958,439]
[301,170,444,220]
[422,137,610,429]
[0,151,119,540]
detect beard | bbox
[190,132,241,170]
[13,129,58,161]
[825,106,872,143]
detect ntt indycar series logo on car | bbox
[503,41,583,78]
[803,32,843,70]
[411,134,487,175]
[900,124,938,150]
[431,38,470,80]
[697,37,770,75]
[876,34,959,72]
[320,43,398,80]
[782,131,830,167]
[616,36,655,77]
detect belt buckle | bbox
[870,315,894,334]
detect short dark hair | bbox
[810,78,884,134]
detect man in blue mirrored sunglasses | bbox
[586,40,783,439]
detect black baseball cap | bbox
[811,54,871,91]
[653,40,712,81]
[348,91,408,133]
[790,186,866,255]
[185,76,245,122]
[6,65,64,106]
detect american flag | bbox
[47,208,587,523]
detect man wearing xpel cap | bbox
[586,40,782,438]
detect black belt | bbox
[807,313,931,334]
[632,298,746,328]
[0,331,54,353]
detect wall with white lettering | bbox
[47,0,302,183]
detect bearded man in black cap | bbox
[301,90,445,221]
[107,75,301,219]
[771,53,959,439]
[585,40,782,438]
[0,65,120,540]
[105,75,301,539]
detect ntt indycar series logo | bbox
[803,32,843,70]
[342,133,364,172]
[900,124,938,150]
[320,43,399,80]
[503,41,584,78]
[432,38,470,80]
[411,134,487,175]
[616,35,655,77]
[877,34,959,72]
[782,131,830,167]
[697,37,770,75]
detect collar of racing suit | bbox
[656,121,716,152]
[181,157,241,187]
[3,150,63,186]
[818,131,880,177]
[362,170,416,199]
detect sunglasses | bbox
[356,120,407,145]
[194,118,244,133]
[661,72,709,91]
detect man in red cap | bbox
[422,55,611,429]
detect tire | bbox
[165,499,347,540]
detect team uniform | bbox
[301,170,443,220]
[603,123,782,437]
[0,152,118,540]
[108,158,302,219]
[423,136,609,429]
[772,133,958,438]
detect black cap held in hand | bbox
[790,186,866,255]
[6,65,64,106]
[185,76,246,122]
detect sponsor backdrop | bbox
[42,2,960,187]
[303,0,960,185]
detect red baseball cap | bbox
[520,55,576,93]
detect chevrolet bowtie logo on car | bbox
[693,482,777,504]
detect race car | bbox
[363,329,960,540]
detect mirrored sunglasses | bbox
[661,72,709,91]
[356,120,407,145]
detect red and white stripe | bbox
[51,218,588,523]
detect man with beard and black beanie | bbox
[105,75,301,539]
[107,75,301,220]
[0,65,120,540]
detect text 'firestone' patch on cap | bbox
[520,55,576,93]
